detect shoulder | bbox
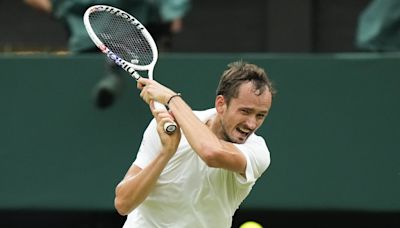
[193,108,216,123]
[234,134,271,179]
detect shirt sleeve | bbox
[233,135,271,185]
[133,118,162,169]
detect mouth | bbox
[236,127,251,139]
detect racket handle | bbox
[154,101,177,134]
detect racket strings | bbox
[89,11,154,66]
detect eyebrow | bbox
[241,107,269,114]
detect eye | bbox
[256,113,267,120]
[240,109,250,115]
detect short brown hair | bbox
[216,60,275,104]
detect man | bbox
[115,61,275,227]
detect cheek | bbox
[257,118,266,125]
[229,113,246,126]
[223,113,237,127]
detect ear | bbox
[215,95,226,114]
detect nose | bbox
[245,116,257,130]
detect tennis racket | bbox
[83,5,177,134]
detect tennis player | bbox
[115,60,275,227]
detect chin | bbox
[222,129,247,144]
[230,135,247,144]
[235,139,247,144]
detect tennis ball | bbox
[240,221,263,228]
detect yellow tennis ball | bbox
[240,221,263,228]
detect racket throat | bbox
[104,49,140,79]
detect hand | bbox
[170,19,183,34]
[24,0,52,13]
[149,101,181,154]
[137,78,176,105]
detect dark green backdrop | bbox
[1,53,399,211]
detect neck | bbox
[206,115,223,139]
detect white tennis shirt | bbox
[123,108,271,228]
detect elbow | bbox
[201,146,222,168]
[114,185,134,216]
[114,197,131,216]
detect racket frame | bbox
[83,5,177,134]
[83,5,158,80]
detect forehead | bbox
[233,81,272,111]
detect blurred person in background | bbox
[25,0,191,109]
[356,0,400,52]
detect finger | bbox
[137,78,148,89]
[150,101,165,119]
[140,90,146,102]
[149,100,155,112]
[158,114,175,130]
[137,81,144,90]
[168,110,176,121]
[140,86,151,104]
[152,107,173,123]
[138,77,150,85]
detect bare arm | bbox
[137,78,246,175]
[114,101,181,215]
[114,150,174,215]
[167,94,247,174]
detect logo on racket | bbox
[100,46,136,75]
[95,5,145,30]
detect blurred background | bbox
[0,0,374,53]
[1,0,400,227]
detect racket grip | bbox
[154,101,177,134]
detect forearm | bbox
[114,150,173,215]
[136,78,245,172]
[168,97,221,159]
